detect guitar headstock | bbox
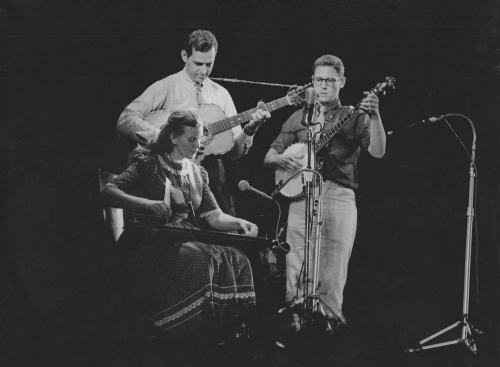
[286,82,313,106]
[372,76,396,96]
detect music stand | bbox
[406,114,478,354]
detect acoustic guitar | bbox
[143,83,311,165]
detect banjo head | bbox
[275,143,309,199]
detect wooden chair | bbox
[98,169,124,242]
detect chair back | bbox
[98,169,124,242]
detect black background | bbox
[2,0,499,366]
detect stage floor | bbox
[2,229,498,367]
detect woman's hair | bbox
[313,55,345,76]
[146,110,202,154]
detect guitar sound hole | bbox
[201,127,213,146]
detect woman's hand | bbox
[237,219,259,237]
[146,200,171,218]
[205,211,258,235]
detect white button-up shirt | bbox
[117,68,253,159]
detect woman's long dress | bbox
[106,154,256,341]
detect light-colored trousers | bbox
[285,180,357,322]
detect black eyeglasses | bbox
[311,76,341,87]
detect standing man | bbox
[263,55,386,324]
[116,30,270,216]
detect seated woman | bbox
[101,110,258,343]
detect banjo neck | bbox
[315,104,360,153]
[315,76,396,152]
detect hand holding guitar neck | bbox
[246,100,271,134]
[143,83,312,164]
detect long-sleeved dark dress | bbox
[105,153,256,341]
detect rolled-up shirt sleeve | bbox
[270,110,303,154]
[354,111,372,151]
[226,129,254,160]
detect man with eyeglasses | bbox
[264,55,386,325]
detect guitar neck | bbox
[207,96,290,135]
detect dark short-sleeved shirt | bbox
[270,102,371,189]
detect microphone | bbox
[388,89,441,137]
[387,116,443,136]
[428,116,443,123]
[238,180,273,201]
[300,87,317,126]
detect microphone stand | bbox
[286,103,330,321]
[302,123,315,310]
[406,113,478,354]
[301,109,334,327]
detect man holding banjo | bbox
[264,54,387,325]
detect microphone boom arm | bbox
[271,168,323,199]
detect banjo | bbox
[143,84,311,165]
[275,76,396,198]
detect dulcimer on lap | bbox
[124,209,272,252]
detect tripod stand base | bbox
[276,295,344,336]
[405,319,477,354]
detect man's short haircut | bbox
[313,55,345,76]
[183,30,218,57]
